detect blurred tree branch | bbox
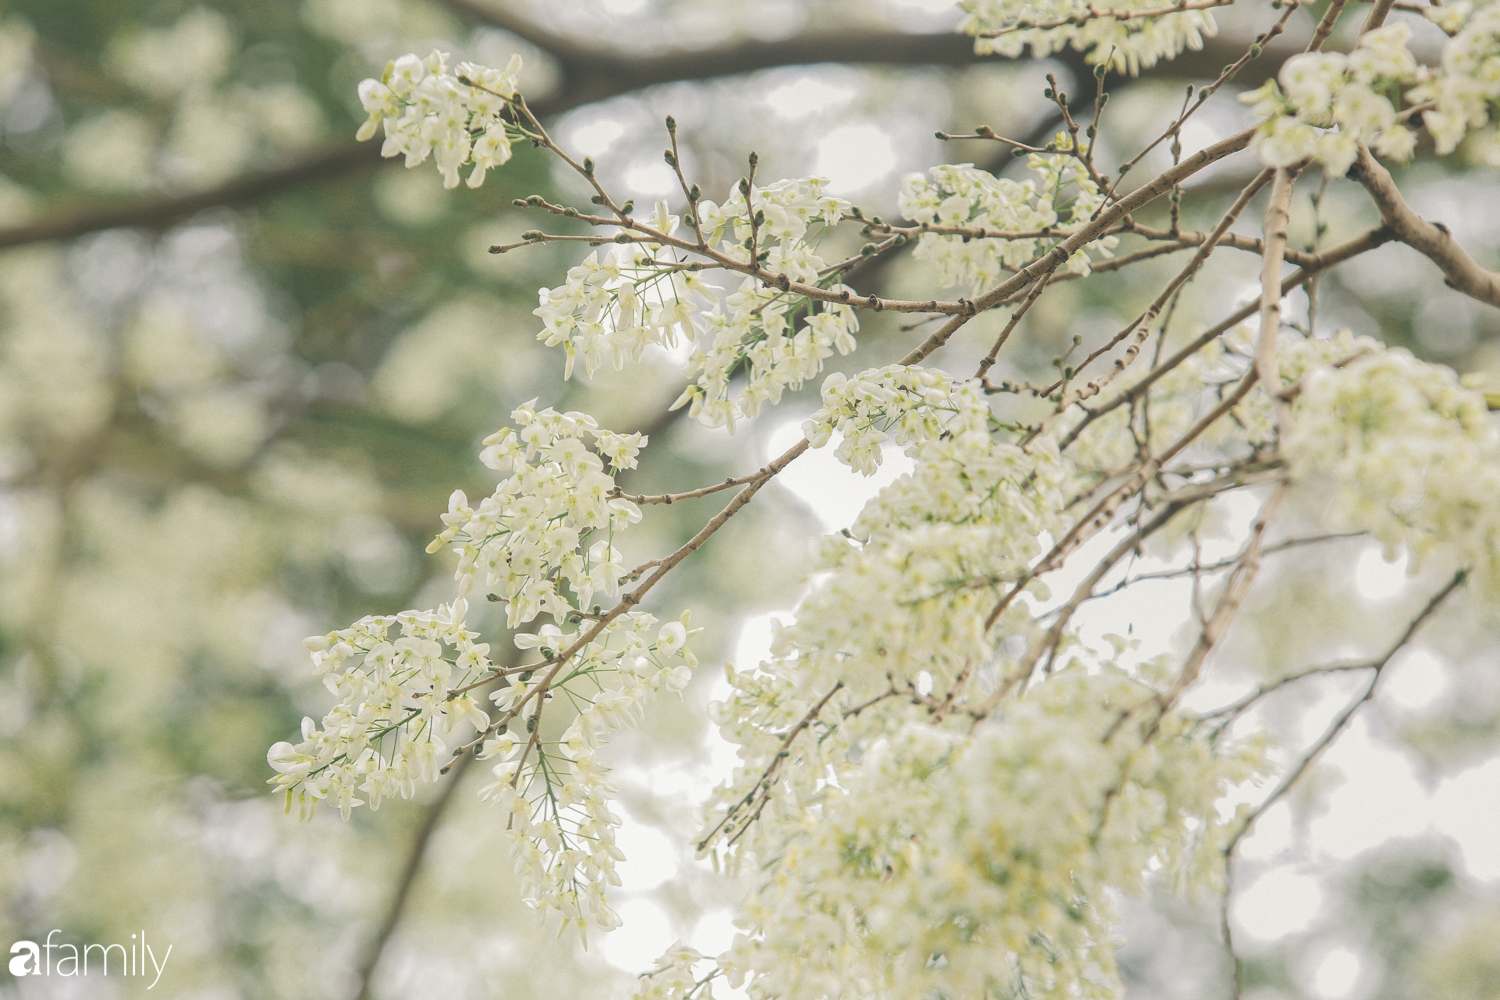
[0,4,1298,253]
[351,750,477,1000]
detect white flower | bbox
[354,51,523,188]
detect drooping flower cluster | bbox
[269,397,701,942]
[897,154,1118,292]
[1239,24,1421,174]
[719,670,1260,1000]
[958,0,1220,74]
[1286,347,1500,589]
[433,400,645,627]
[267,600,491,821]
[673,177,859,429]
[533,180,860,431]
[355,50,522,188]
[632,942,713,1000]
[1408,2,1500,154]
[674,279,859,431]
[480,611,697,942]
[534,202,709,381]
[803,364,992,474]
[767,367,1077,703]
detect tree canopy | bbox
[2,2,1499,999]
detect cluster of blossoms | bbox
[534,179,860,431]
[1408,2,1500,154]
[480,611,697,941]
[1240,24,1421,174]
[897,154,1118,292]
[717,672,1261,1000]
[1285,347,1500,590]
[355,50,522,188]
[803,364,994,474]
[434,400,644,627]
[669,177,859,430]
[958,0,1220,74]
[270,397,700,940]
[1243,7,1500,173]
[534,202,710,381]
[267,600,491,821]
[698,372,1259,999]
[632,942,714,1000]
[742,366,1078,709]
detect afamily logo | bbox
[8,930,172,988]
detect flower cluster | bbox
[958,0,1220,75]
[897,154,1117,292]
[1286,347,1500,589]
[802,364,993,474]
[433,400,645,628]
[708,668,1260,1000]
[355,50,522,188]
[269,397,702,944]
[673,279,860,431]
[267,600,491,821]
[673,176,859,430]
[631,943,713,1000]
[480,612,697,942]
[776,373,1074,701]
[1240,25,1421,174]
[534,202,709,381]
[533,179,860,432]
[1408,2,1500,154]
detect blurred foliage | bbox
[0,0,1498,998]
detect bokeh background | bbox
[1,1,1499,997]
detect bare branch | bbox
[351,751,477,1000]
[0,144,380,252]
[1307,0,1351,52]
[1225,569,1467,853]
[1256,166,1299,434]
[1349,146,1500,310]
[1059,223,1396,449]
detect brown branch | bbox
[0,144,381,251]
[1256,167,1299,434]
[1037,167,1275,407]
[1307,0,1351,52]
[351,750,477,1000]
[1224,569,1467,853]
[0,4,1305,255]
[1161,482,1286,707]
[1124,221,1324,268]
[1348,146,1500,310]
[1059,223,1395,450]
[446,0,1297,105]
[1359,0,1398,34]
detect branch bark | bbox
[1349,146,1500,310]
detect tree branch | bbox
[0,144,380,251]
[351,750,477,1000]
[0,6,1301,254]
[1349,146,1500,310]
[446,0,1297,103]
[1224,569,1466,853]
